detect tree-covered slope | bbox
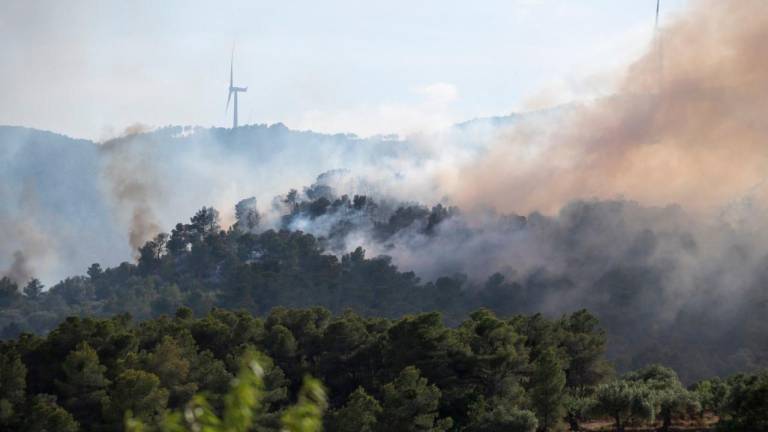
[0,305,612,431]
[2,193,768,385]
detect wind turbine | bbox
[226,48,248,129]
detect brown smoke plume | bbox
[101,124,163,252]
[4,251,32,285]
[0,180,54,284]
[0,223,49,285]
[444,0,768,215]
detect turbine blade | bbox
[226,90,232,112]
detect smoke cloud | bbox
[3,252,32,286]
[4,251,30,284]
[442,0,768,215]
[0,166,59,285]
[100,125,164,251]
[247,0,768,379]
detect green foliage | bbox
[23,278,45,299]
[55,341,110,429]
[654,387,700,431]
[465,401,538,432]
[559,310,613,387]
[0,399,13,426]
[584,364,701,431]
[126,350,327,432]
[623,363,680,388]
[692,377,730,415]
[0,351,26,406]
[459,309,528,395]
[624,364,700,431]
[146,336,198,405]
[280,377,327,432]
[24,394,80,432]
[327,386,381,432]
[529,347,566,431]
[0,305,749,432]
[593,380,655,432]
[0,206,609,361]
[562,388,595,431]
[0,277,20,308]
[105,369,168,426]
[380,366,453,432]
[716,371,768,432]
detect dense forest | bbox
[2,188,768,384]
[1,199,767,430]
[2,305,766,431]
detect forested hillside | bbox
[0,306,607,431]
[2,191,768,384]
[2,306,766,431]
[0,120,506,285]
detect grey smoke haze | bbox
[0,127,125,285]
[274,177,768,378]
[1,120,493,284]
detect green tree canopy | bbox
[55,341,110,430]
[530,347,566,431]
[327,386,382,432]
[380,366,453,432]
[24,394,79,432]
[593,380,655,432]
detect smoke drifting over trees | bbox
[1,0,767,383]
[445,0,768,214]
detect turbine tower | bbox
[226,48,247,129]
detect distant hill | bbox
[0,108,565,284]
[0,122,419,283]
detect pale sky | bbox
[0,0,689,140]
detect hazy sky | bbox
[0,0,688,140]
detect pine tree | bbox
[379,366,453,432]
[103,369,168,426]
[329,387,382,432]
[146,336,197,406]
[23,278,44,299]
[530,347,566,432]
[55,342,110,429]
[0,351,26,428]
[24,394,79,432]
